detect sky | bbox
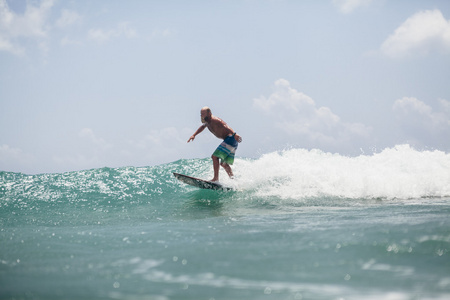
[1,0,450,174]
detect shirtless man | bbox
[187,107,242,182]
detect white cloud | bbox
[56,9,81,28]
[88,22,138,43]
[150,28,175,39]
[333,0,374,14]
[393,97,450,128]
[128,127,194,161]
[124,126,215,168]
[438,98,450,115]
[53,128,112,171]
[52,153,101,171]
[381,9,450,58]
[0,144,34,171]
[144,127,187,146]
[393,97,432,117]
[78,128,112,150]
[253,79,371,150]
[60,36,81,46]
[0,34,20,54]
[253,79,315,115]
[52,127,195,172]
[0,0,54,55]
[0,144,24,161]
[393,97,450,148]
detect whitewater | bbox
[1,145,449,299]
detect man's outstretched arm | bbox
[187,124,207,143]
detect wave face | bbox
[1,144,449,225]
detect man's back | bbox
[206,115,234,140]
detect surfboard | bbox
[173,172,233,191]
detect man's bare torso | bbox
[205,116,234,140]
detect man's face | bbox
[201,110,210,123]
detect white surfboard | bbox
[173,172,233,191]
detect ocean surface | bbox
[1,145,450,300]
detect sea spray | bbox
[235,144,450,200]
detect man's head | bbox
[201,107,212,123]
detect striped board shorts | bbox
[212,133,239,165]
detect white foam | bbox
[234,145,450,200]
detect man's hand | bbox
[235,133,242,143]
[188,124,206,143]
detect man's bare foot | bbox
[210,177,219,182]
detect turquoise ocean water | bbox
[1,145,450,300]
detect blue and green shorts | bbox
[212,133,238,165]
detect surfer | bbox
[187,107,242,182]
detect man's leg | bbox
[211,155,220,182]
[220,163,234,178]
